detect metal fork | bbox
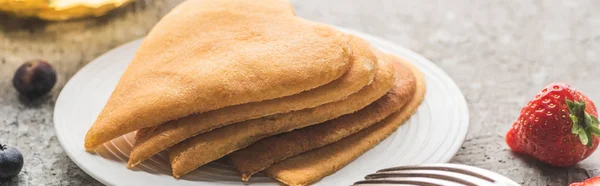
[353,163,520,186]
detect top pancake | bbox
[84,0,353,150]
[127,35,378,168]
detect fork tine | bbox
[354,179,444,186]
[354,164,521,186]
[375,165,494,182]
[354,177,468,186]
[365,172,477,186]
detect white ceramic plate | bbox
[54,28,469,186]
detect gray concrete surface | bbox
[1,0,600,185]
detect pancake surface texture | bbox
[229,54,416,181]
[127,36,377,167]
[168,58,396,178]
[84,0,353,150]
[265,56,426,186]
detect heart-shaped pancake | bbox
[127,36,378,168]
[84,0,353,150]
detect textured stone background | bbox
[1,0,600,185]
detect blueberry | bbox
[13,60,57,99]
[0,144,23,179]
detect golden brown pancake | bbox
[168,59,396,178]
[229,54,417,181]
[127,36,378,167]
[265,57,426,186]
[84,0,353,150]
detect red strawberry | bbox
[570,176,600,186]
[506,83,600,167]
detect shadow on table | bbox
[0,176,19,186]
[15,94,53,108]
[510,151,591,184]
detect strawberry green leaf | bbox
[567,98,597,147]
[571,114,581,134]
[565,98,579,115]
[589,125,600,137]
[579,128,590,146]
[592,114,600,124]
[586,130,594,147]
[586,113,600,138]
[567,99,585,117]
[586,113,598,127]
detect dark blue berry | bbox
[13,60,57,99]
[0,144,24,179]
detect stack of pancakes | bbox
[83,0,426,185]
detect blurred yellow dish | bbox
[0,0,133,20]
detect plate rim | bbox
[354,28,470,164]
[53,27,470,186]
